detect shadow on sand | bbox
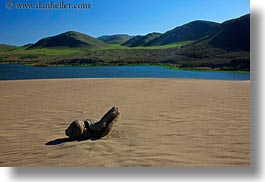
[45,138,73,145]
[45,137,101,145]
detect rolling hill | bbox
[207,14,250,51]
[145,21,220,46]
[97,34,133,44]
[0,44,16,51]
[29,31,107,49]
[183,14,250,52]
[175,14,250,70]
[122,33,162,47]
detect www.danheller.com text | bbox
[6,0,91,10]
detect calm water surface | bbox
[0,64,250,80]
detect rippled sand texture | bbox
[0,79,249,167]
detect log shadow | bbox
[45,137,101,145]
[45,138,73,145]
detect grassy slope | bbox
[105,41,191,49]
[122,33,162,47]
[0,41,249,71]
[97,34,133,44]
[0,41,190,61]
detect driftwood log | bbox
[65,106,120,140]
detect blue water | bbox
[0,64,250,80]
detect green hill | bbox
[29,31,107,49]
[97,34,133,44]
[0,44,16,51]
[122,33,162,47]
[183,14,250,51]
[22,43,34,48]
[145,21,220,46]
[207,14,250,51]
[176,14,250,70]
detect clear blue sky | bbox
[0,0,249,45]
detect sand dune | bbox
[0,79,249,167]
